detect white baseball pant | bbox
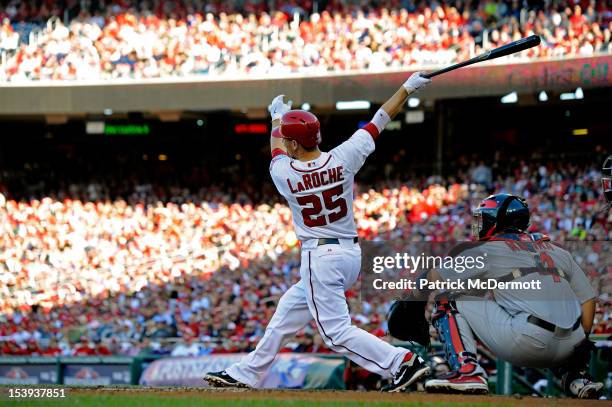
[226,239,409,387]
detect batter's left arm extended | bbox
[363,72,431,139]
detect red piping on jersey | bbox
[271,148,286,158]
[290,155,332,173]
[361,122,379,140]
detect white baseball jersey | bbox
[269,127,376,241]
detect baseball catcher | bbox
[387,193,605,398]
[204,72,432,391]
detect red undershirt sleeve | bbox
[271,148,286,158]
[361,122,380,141]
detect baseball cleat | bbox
[382,352,431,392]
[425,371,489,394]
[203,370,251,388]
[568,377,604,399]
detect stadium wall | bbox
[0,354,346,389]
[0,55,610,115]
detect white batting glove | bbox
[268,94,292,121]
[403,72,431,93]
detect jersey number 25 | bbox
[296,185,348,227]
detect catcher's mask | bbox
[471,194,530,240]
[603,155,612,205]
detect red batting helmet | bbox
[279,110,321,149]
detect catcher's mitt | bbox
[386,300,430,347]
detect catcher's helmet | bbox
[602,155,612,205]
[471,194,530,240]
[279,110,321,149]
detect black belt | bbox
[317,237,359,246]
[527,315,581,333]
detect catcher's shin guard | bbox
[431,300,481,373]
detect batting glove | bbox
[268,94,292,121]
[402,72,431,93]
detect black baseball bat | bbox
[421,35,541,79]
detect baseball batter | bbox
[418,194,604,399]
[204,72,432,392]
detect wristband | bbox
[371,109,391,133]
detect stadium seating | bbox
[0,0,611,80]
[0,159,609,356]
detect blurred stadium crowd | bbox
[0,156,610,356]
[0,0,611,80]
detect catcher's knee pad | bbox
[432,300,478,372]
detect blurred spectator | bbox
[470,160,492,187]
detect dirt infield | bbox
[71,387,606,406]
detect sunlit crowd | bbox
[0,0,611,81]
[0,157,609,356]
